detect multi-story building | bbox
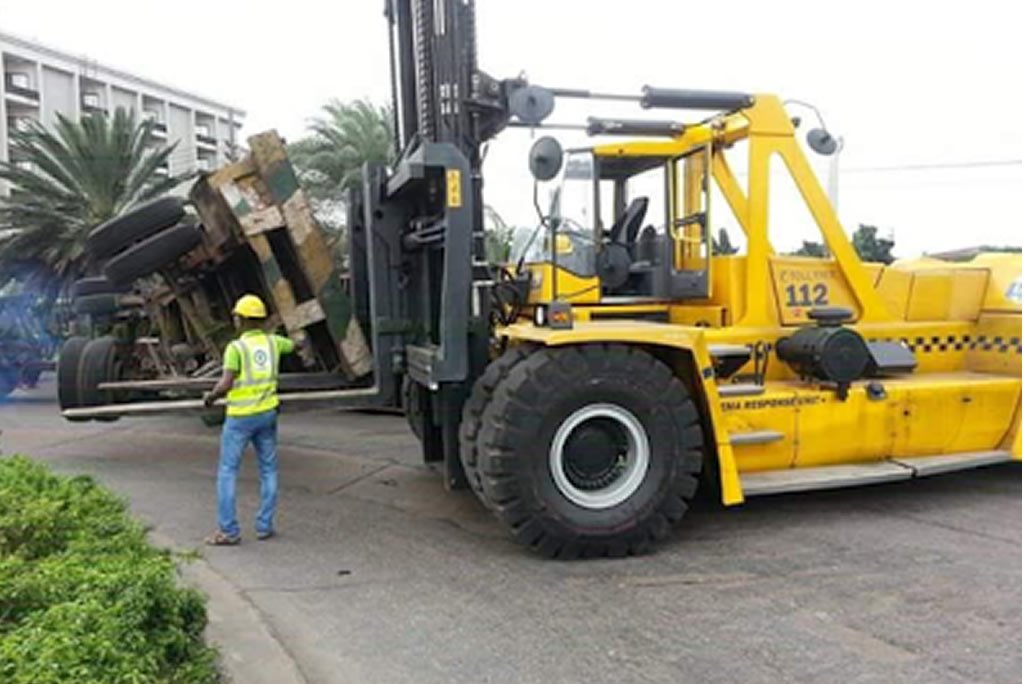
[0,30,245,194]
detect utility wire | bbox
[841,159,1022,174]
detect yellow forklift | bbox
[469,92,1021,557]
[68,0,1021,558]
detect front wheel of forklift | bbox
[471,344,705,559]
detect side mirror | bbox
[528,136,564,181]
[509,85,555,126]
[806,128,838,156]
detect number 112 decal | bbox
[785,283,829,307]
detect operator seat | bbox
[599,197,649,291]
[608,197,649,246]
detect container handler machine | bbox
[64,0,1021,558]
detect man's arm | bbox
[203,369,236,407]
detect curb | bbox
[150,532,307,684]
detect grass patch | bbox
[0,455,219,683]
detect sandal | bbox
[256,530,275,541]
[204,531,241,546]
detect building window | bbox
[195,123,211,137]
[7,72,30,89]
[82,92,102,109]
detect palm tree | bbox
[288,98,395,267]
[289,98,394,208]
[0,108,188,297]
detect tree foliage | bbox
[791,240,827,258]
[0,109,187,297]
[288,99,394,212]
[288,99,395,267]
[852,224,895,264]
[787,225,897,262]
[0,455,218,683]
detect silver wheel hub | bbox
[549,403,650,510]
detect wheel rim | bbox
[549,403,650,510]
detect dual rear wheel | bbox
[460,344,705,558]
[57,336,125,422]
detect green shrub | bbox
[0,455,219,683]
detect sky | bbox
[1,0,1021,256]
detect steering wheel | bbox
[608,197,649,245]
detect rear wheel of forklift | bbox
[469,344,704,558]
[58,336,90,421]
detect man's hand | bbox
[204,369,236,408]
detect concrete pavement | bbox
[1,379,1020,684]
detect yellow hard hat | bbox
[232,294,267,319]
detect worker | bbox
[202,294,295,546]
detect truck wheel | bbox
[103,223,202,285]
[71,276,129,299]
[0,368,17,398]
[475,344,703,558]
[73,293,121,316]
[77,336,122,421]
[87,196,185,259]
[459,344,534,501]
[58,336,90,419]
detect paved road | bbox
[2,379,1020,684]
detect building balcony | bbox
[3,76,40,106]
[195,133,217,150]
[6,116,36,134]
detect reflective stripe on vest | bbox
[226,333,279,416]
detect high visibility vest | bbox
[226,332,280,417]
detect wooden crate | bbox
[190,131,371,379]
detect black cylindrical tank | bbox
[775,308,871,384]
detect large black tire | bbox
[459,344,534,501]
[473,344,704,559]
[77,336,122,421]
[103,223,202,286]
[71,276,129,299]
[87,196,185,260]
[73,293,121,316]
[58,336,90,419]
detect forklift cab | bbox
[513,144,713,304]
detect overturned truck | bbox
[59,132,374,420]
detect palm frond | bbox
[0,107,190,295]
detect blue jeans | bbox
[217,410,278,538]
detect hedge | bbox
[0,455,219,683]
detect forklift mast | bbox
[348,0,515,487]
